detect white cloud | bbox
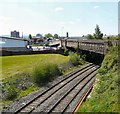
[69,21,75,25]
[55,7,64,12]
[0,16,13,21]
[60,21,66,25]
[93,6,100,9]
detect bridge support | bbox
[65,39,67,47]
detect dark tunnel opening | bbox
[64,47,104,65]
[79,50,104,65]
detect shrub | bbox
[81,54,86,60]
[32,63,62,85]
[64,48,69,55]
[69,52,82,66]
[107,40,113,47]
[6,85,17,100]
[86,34,94,39]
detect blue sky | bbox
[0,0,119,37]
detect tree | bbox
[118,34,120,39]
[29,34,32,39]
[93,24,103,39]
[54,34,59,39]
[86,34,94,39]
[44,33,53,38]
[36,33,42,37]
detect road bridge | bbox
[61,39,118,55]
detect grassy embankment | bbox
[1,53,86,108]
[1,54,69,106]
[77,46,119,112]
[1,54,69,79]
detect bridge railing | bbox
[60,39,118,54]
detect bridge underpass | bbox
[65,46,104,65]
[78,49,104,65]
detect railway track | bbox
[7,63,99,113]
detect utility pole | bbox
[22,32,23,38]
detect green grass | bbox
[1,54,69,80]
[19,84,38,98]
[0,57,2,79]
[1,53,87,109]
[77,46,119,112]
[1,54,69,108]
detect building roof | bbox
[59,36,87,40]
[0,36,28,41]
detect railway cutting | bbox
[3,63,100,113]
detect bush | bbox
[6,85,17,100]
[32,63,62,85]
[107,40,113,47]
[64,48,69,55]
[81,54,86,61]
[86,34,94,39]
[69,52,82,66]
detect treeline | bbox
[29,33,59,39]
[87,24,120,40]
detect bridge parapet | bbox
[61,39,118,55]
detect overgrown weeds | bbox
[69,51,85,66]
[6,85,17,100]
[77,46,119,112]
[32,63,62,85]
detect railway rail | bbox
[4,63,100,113]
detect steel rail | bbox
[61,72,97,113]
[45,66,99,113]
[73,79,95,113]
[25,64,94,113]
[13,63,93,113]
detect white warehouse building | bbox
[0,36,28,51]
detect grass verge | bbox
[1,54,69,79]
[77,46,119,112]
[1,53,87,109]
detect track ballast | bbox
[3,63,99,113]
